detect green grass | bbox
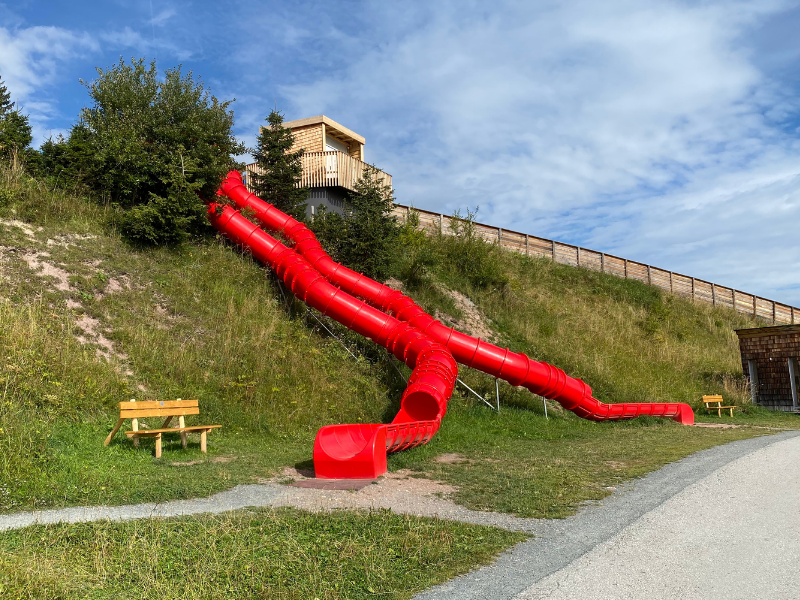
[0,163,797,521]
[0,508,525,599]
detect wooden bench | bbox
[702,395,737,417]
[104,399,221,458]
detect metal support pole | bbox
[387,352,407,383]
[306,309,359,361]
[495,378,500,412]
[457,378,498,412]
[542,397,548,420]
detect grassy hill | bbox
[0,164,796,519]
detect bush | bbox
[78,58,245,245]
[311,164,399,281]
[438,207,509,290]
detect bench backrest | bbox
[702,395,723,406]
[119,399,199,419]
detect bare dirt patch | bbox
[171,456,237,467]
[74,312,130,370]
[435,288,496,341]
[435,453,473,464]
[105,275,131,294]
[267,468,465,519]
[21,252,71,292]
[693,423,741,429]
[45,233,97,249]
[0,219,39,240]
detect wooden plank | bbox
[120,407,200,418]
[126,425,221,435]
[119,400,198,409]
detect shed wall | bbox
[739,329,800,411]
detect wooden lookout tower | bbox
[245,115,392,218]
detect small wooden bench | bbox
[104,399,221,458]
[702,395,737,417]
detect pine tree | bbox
[250,110,308,221]
[311,164,399,281]
[0,76,12,116]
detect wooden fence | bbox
[390,204,799,325]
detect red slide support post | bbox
[206,202,458,478]
[218,171,695,433]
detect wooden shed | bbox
[736,324,800,412]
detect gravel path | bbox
[413,430,800,600]
[0,468,541,533]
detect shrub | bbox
[78,58,245,245]
[438,207,509,290]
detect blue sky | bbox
[2,0,799,304]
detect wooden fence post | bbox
[753,295,757,317]
[624,259,628,279]
[577,247,581,267]
[525,234,529,256]
[439,214,444,234]
[711,283,716,307]
[773,302,776,324]
[600,253,605,273]
[551,240,556,261]
[669,272,674,293]
[647,265,652,285]
[691,277,695,302]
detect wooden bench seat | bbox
[702,394,737,417]
[105,399,221,458]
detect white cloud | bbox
[273,0,800,304]
[0,26,98,100]
[150,7,177,27]
[0,25,98,146]
[99,26,193,60]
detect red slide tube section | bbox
[207,202,458,478]
[219,170,694,427]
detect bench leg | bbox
[717,408,722,418]
[132,418,140,448]
[179,416,187,449]
[155,434,162,459]
[104,418,125,446]
[200,430,207,453]
[729,408,734,417]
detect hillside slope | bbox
[0,166,794,517]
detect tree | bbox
[0,110,33,162]
[0,75,32,163]
[311,164,399,281]
[40,123,96,186]
[0,76,12,116]
[250,110,308,221]
[79,58,245,245]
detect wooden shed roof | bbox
[282,115,366,145]
[735,324,800,339]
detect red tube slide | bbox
[207,202,457,478]
[218,171,694,433]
